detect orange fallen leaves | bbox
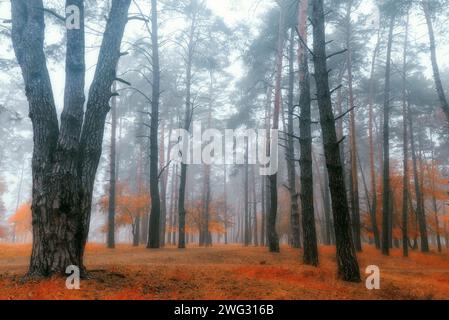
[0,244,448,300]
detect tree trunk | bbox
[224,165,228,244]
[311,0,360,282]
[267,1,286,253]
[244,142,250,246]
[262,86,272,247]
[11,0,131,277]
[178,11,197,249]
[107,83,117,249]
[297,0,318,266]
[251,165,258,246]
[367,27,381,250]
[345,1,362,252]
[147,0,162,249]
[313,152,333,245]
[408,107,429,252]
[422,0,449,124]
[402,12,410,258]
[159,123,168,247]
[381,13,395,256]
[286,28,300,249]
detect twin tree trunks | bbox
[11,0,132,277]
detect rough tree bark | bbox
[311,0,360,282]
[297,0,318,266]
[11,0,131,277]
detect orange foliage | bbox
[364,160,449,242]
[98,182,151,232]
[8,203,32,237]
[184,197,233,235]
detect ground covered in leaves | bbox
[0,244,448,300]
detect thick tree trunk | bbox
[381,13,395,256]
[11,0,131,277]
[311,0,360,282]
[297,0,318,266]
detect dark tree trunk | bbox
[261,86,272,247]
[178,12,196,249]
[11,0,131,277]
[172,164,179,245]
[422,1,449,124]
[261,173,266,247]
[267,1,286,253]
[159,124,168,247]
[408,107,429,252]
[244,142,250,246]
[311,0,360,282]
[345,0,361,252]
[286,28,300,249]
[402,12,410,258]
[297,0,318,266]
[107,83,117,249]
[313,153,333,245]
[200,163,211,247]
[133,216,141,247]
[147,0,161,249]
[367,28,381,250]
[381,13,395,256]
[224,165,228,244]
[251,165,258,246]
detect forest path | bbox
[0,244,448,300]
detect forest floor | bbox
[0,243,448,300]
